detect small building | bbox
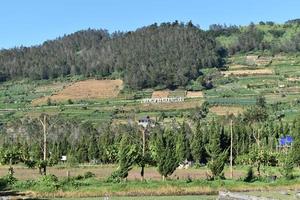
[138,116,155,128]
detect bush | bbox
[244,167,255,182]
[13,180,35,190]
[37,174,60,192]
[2,174,17,185]
[84,171,95,179]
[279,155,294,180]
[39,174,58,183]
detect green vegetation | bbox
[0,19,300,198]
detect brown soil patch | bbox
[287,77,300,82]
[210,106,244,116]
[151,90,170,98]
[32,79,123,105]
[186,91,204,98]
[221,69,273,77]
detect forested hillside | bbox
[1,20,300,89]
[0,22,224,89]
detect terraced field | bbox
[0,54,299,125]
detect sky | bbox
[1,0,300,49]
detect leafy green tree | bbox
[291,136,300,166]
[191,101,210,122]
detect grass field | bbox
[0,165,246,181]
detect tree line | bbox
[1,19,300,88]
[211,20,300,54]
[1,97,300,180]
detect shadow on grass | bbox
[0,178,48,200]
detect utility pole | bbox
[141,127,146,181]
[230,120,233,179]
[39,114,47,161]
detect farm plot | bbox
[151,90,170,98]
[32,79,123,105]
[186,91,204,98]
[221,69,273,77]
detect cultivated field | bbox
[186,91,204,98]
[32,79,123,105]
[221,69,273,77]
[151,90,170,98]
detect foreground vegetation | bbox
[2,168,300,198]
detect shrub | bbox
[2,174,17,185]
[39,174,58,183]
[244,167,255,182]
[84,171,96,179]
[37,174,60,191]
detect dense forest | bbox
[0,22,224,89]
[1,19,300,89]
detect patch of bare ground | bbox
[151,90,170,98]
[32,79,123,105]
[287,77,300,82]
[221,69,273,77]
[186,91,204,98]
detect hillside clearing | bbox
[32,79,123,105]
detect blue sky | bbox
[1,0,300,49]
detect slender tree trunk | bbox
[230,120,233,179]
[39,115,48,176]
[141,128,146,181]
[39,115,47,161]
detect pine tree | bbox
[88,134,99,162]
[108,130,140,181]
[206,123,227,179]
[190,122,207,165]
[153,129,179,180]
[176,123,189,163]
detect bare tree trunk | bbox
[141,128,146,181]
[39,115,48,176]
[230,120,233,179]
[39,115,47,161]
